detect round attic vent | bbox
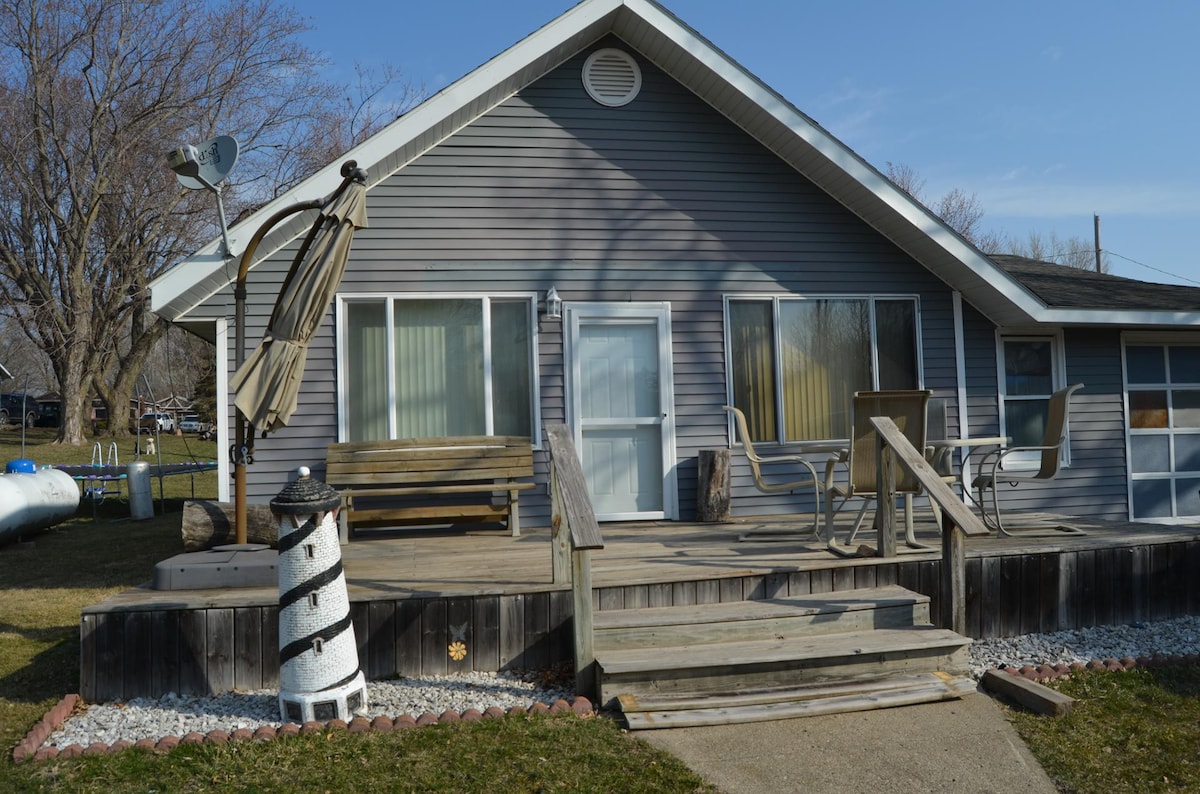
[582,48,642,107]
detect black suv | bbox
[0,393,40,428]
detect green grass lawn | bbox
[0,429,717,793]
[1009,665,1200,793]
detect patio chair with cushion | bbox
[971,383,1086,537]
[724,405,826,540]
[823,390,932,556]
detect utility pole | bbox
[1094,214,1102,273]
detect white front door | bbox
[566,303,677,521]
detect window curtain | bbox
[345,302,389,442]
[393,299,485,437]
[729,301,777,442]
[779,300,869,440]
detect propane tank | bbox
[0,460,81,545]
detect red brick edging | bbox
[13,694,595,763]
[994,652,1200,684]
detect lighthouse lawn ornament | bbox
[271,467,367,724]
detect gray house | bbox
[150,0,1200,529]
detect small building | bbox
[150,0,1200,528]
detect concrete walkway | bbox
[639,692,1058,793]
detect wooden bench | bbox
[325,436,535,543]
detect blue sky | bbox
[287,0,1200,287]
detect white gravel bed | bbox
[39,616,1200,751]
[45,671,573,750]
[967,615,1200,678]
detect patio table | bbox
[927,435,1010,509]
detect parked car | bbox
[179,414,211,434]
[139,412,175,432]
[0,393,40,428]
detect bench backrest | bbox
[326,436,533,487]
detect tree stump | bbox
[697,449,732,522]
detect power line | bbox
[1106,251,1200,286]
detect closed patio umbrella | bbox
[231,167,368,433]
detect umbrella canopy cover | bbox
[231,177,368,433]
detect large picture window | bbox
[339,295,536,442]
[727,296,920,443]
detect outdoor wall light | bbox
[544,286,562,320]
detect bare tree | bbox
[1004,229,1110,273]
[0,0,416,444]
[885,162,1003,252]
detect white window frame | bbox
[335,292,541,446]
[994,330,1067,470]
[722,293,925,445]
[1121,332,1200,522]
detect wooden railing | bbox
[544,424,605,698]
[870,416,991,635]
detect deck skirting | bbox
[79,538,1200,702]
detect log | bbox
[181,501,278,550]
[697,449,732,522]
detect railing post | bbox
[550,461,570,584]
[876,436,897,558]
[941,513,968,634]
[572,548,596,698]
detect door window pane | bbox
[1132,479,1172,519]
[1174,435,1200,472]
[1130,435,1170,474]
[1174,391,1200,429]
[1129,390,1168,429]
[1169,347,1200,383]
[1126,346,1166,384]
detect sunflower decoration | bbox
[448,641,468,661]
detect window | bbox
[997,335,1064,467]
[726,296,920,443]
[339,295,536,443]
[1125,341,1200,520]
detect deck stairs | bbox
[593,584,977,729]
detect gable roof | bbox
[149,0,1200,332]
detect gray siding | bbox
[207,39,978,524]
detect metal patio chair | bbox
[724,405,826,540]
[971,383,1086,537]
[824,390,932,556]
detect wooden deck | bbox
[80,510,1200,702]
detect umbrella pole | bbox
[230,160,364,546]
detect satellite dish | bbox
[174,135,239,191]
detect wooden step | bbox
[593,585,930,651]
[596,625,971,705]
[618,672,979,729]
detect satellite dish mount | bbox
[167,135,240,257]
